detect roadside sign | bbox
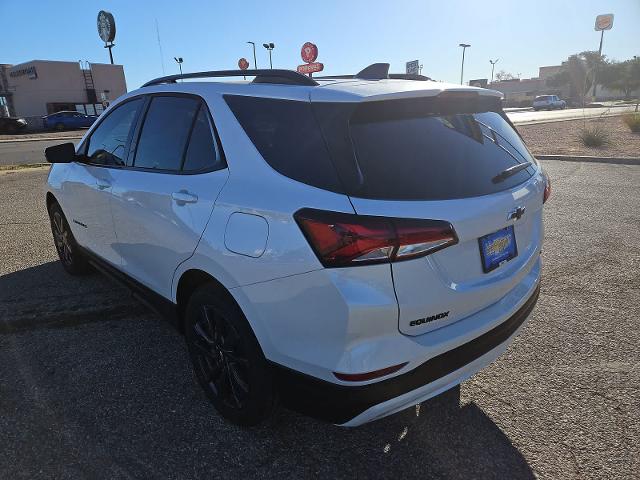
[301,42,318,63]
[595,14,614,31]
[469,79,488,88]
[297,62,324,74]
[406,60,419,75]
[298,42,323,76]
[238,57,249,70]
[97,10,116,43]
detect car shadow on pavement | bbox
[0,262,535,479]
[0,261,144,333]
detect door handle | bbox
[171,190,198,205]
[96,179,111,190]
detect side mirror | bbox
[45,142,76,163]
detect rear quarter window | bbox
[224,95,343,192]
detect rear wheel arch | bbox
[176,269,239,331]
[46,192,59,211]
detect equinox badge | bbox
[410,311,450,327]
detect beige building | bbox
[488,66,567,107]
[0,60,126,126]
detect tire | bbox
[185,284,277,426]
[48,202,91,275]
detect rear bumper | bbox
[272,283,539,426]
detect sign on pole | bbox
[238,58,249,70]
[297,42,323,76]
[97,11,116,42]
[595,14,614,31]
[406,60,420,75]
[469,79,488,88]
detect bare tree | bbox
[494,70,516,81]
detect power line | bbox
[155,18,165,75]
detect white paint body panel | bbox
[350,172,544,336]
[60,162,120,266]
[109,168,228,299]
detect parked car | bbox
[532,95,566,110]
[44,66,548,427]
[0,116,28,134]
[42,111,97,131]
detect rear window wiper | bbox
[492,162,533,183]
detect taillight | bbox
[294,208,458,268]
[543,171,551,203]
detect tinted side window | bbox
[134,96,199,171]
[86,98,143,166]
[182,106,223,172]
[224,95,342,192]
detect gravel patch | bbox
[518,116,640,157]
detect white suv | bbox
[45,65,548,427]
[532,95,566,110]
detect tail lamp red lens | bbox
[543,171,551,203]
[294,208,458,268]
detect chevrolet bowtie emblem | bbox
[508,206,526,221]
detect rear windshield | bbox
[225,94,535,200]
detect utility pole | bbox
[459,43,471,84]
[489,58,499,84]
[247,41,257,69]
[263,43,275,69]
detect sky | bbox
[1,0,638,90]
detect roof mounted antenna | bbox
[355,63,390,80]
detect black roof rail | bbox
[141,69,318,88]
[389,73,431,81]
[315,63,432,82]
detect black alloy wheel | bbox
[191,304,250,410]
[48,203,90,275]
[51,210,73,265]
[185,284,276,426]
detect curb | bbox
[512,111,632,126]
[0,135,83,144]
[536,155,640,165]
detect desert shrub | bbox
[622,113,640,133]
[578,125,611,147]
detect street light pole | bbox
[592,30,605,98]
[459,43,471,85]
[174,57,183,78]
[489,58,499,84]
[247,41,257,69]
[263,43,275,69]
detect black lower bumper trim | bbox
[272,284,540,424]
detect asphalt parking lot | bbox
[1,161,638,479]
